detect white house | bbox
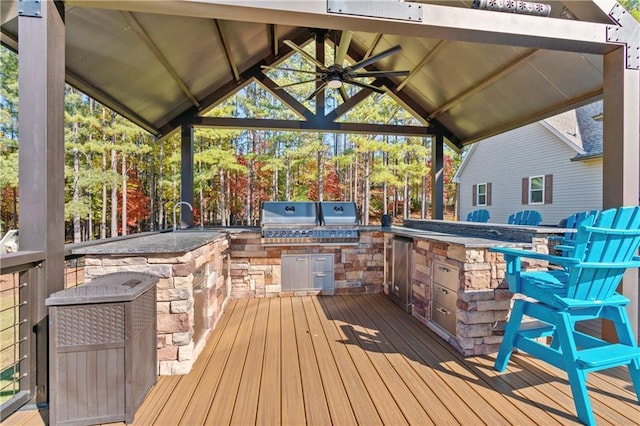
[454,101,603,226]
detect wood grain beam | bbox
[396,40,446,92]
[190,116,439,137]
[121,11,200,108]
[428,49,538,120]
[214,19,241,82]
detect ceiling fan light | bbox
[327,77,343,89]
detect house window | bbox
[472,182,491,206]
[529,176,544,204]
[477,183,487,206]
[522,175,553,205]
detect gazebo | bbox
[1,0,639,418]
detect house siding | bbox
[458,122,602,225]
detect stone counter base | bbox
[229,231,385,298]
[84,237,229,375]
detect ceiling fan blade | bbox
[334,30,353,66]
[338,86,349,103]
[273,78,322,89]
[261,65,323,75]
[351,70,410,78]
[345,79,386,94]
[283,40,328,71]
[305,82,328,101]
[349,45,402,71]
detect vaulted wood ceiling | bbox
[1,0,634,150]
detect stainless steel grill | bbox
[261,201,359,245]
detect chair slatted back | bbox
[567,207,640,301]
[508,210,542,226]
[466,209,490,222]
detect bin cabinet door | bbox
[281,255,309,291]
[311,255,334,291]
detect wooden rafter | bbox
[324,83,377,122]
[364,34,383,59]
[460,88,602,146]
[428,49,539,120]
[189,116,438,137]
[396,40,446,92]
[214,19,241,82]
[121,11,200,108]
[269,24,278,57]
[66,69,160,136]
[253,71,313,120]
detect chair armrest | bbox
[575,259,640,269]
[490,247,580,266]
[547,236,563,241]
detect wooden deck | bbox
[5,294,640,425]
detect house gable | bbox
[456,120,602,225]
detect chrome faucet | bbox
[173,201,193,231]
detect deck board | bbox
[255,297,282,425]
[5,294,640,426]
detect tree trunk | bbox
[383,151,388,215]
[317,140,324,202]
[220,168,226,226]
[403,173,410,220]
[100,108,107,240]
[72,121,82,243]
[363,152,370,225]
[121,151,127,236]
[110,128,118,237]
[285,157,291,201]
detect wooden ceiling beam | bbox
[253,71,313,120]
[364,34,383,59]
[396,40,446,92]
[190,116,441,137]
[269,24,278,57]
[214,19,241,82]
[324,83,377,122]
[428,49,539,119]
[460,88,602,146]
[66,69,160,136]
[121,11,200,108]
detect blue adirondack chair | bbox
[491,206,640,426]
[507,210,542,226]
[466,209,490,222]
[551,210,599,256]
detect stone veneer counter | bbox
[73,230,227,255]
[384,223,549,356]
[73,231,230,375]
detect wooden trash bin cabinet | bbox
[46,272,158,426]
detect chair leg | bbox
[604,306,640,402]
[495,299,525,372]
[555,311,596,426]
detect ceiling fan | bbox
[262,32,410,102]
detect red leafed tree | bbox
[118,172,150,234]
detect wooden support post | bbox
[18,0,65,404]
[602,47,640,341]
[180,125,195,227]
[431,135,444,220]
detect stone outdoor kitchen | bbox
[73,202,559,375]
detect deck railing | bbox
[0,251,44,421]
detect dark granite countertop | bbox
[72,230,228,255]
[382,226,532,248]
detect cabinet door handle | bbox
[439,287,449,295]
[316,273,326,277]
[316,257,326,261]
[296,258,307,262]
[436,307,450,315]
[438,266,450,272]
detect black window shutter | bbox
[487,182,492,206]
[472,184,477,206]
[521,178,528,205]
[545,174,553,204]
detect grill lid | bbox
[260,201,318,226]
[319,202,359,226]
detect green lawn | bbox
[0,282,21,405]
